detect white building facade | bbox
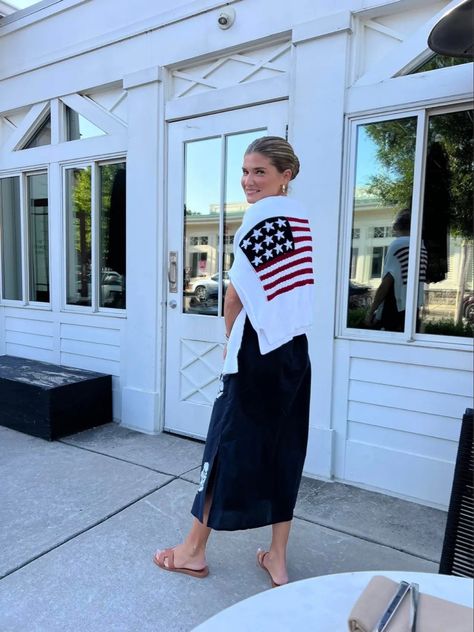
[0,0,472,509]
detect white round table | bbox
[193,571,473,631]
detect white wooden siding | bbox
[334,339,473,508]
[59,322,122,420]
[4,314,55,362]
[1,308,123,420]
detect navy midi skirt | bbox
[191,318,311,531]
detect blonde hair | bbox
[245,136,300,180]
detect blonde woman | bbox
[154,137,314,588]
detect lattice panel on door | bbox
[180,338,223,404]
[171,40,291,99]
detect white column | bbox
[291,12,353,479]
[121,67,164,433]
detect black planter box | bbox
[0,356,112,440]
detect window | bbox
[372,226,392,238]
[23,115,51,149]
[350,247,359,278]
[346,107,473,340]
[28,174,50,302]
[65,160,126,310]
[411,54,470,74]
[417,110,473,338]
[66,166,91,306]
[0,173,50,303]
[370,246,388,279]
[0,177,22,300]
[190,235,208,246]
[66,107,106,141]
[347,116,417,331]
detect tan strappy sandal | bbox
[153,548,209,578]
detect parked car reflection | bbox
[101,270,125,308]
[186,271,230,301]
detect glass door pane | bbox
[183,137,221,315]
[223,130,264,304]
[27,173,49,302]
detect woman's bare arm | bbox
[224,282,243,338]
[365,273,394,324]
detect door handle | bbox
[168,251,178,293]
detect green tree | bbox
[365,110,473,239]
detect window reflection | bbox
[66,167,92,306]
[347,117,417,330]
[100,163,126,309]
[24,115,51,149]
[223,130,262,302]
[0,176,22,300]
[366,209,427,331]
[27,173,49,302]
[66,107,106,141]
[183,137,221,315]
[417,109,473,338]
[182,129,264,316]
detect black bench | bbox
[0,355,112,440]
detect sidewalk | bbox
[0,423,447,632]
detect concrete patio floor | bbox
[0,423,447,632]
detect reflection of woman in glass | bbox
[154,137,314,588]
[365,209,427,331]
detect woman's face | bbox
[241,152,292,204]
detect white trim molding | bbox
[123,66,163,90]
[354,0,466,86]
[292,10,353,44]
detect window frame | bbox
[0,167,51,309]
[338,101,473,348]
[61,156,126,315]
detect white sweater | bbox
[223,195,315,374]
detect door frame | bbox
[162,101,288,439]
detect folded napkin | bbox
[348,575,473,632]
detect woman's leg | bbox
[158,489,213,570]
[259,520,292,585]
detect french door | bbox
[164,102,288,438]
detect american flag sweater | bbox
[224,195,315,373]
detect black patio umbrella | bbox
[428,0,474,58]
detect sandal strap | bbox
[158,548,176,570]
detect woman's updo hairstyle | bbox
[245,136,300,180]
[393,208,411,233]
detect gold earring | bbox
[281,184,287,194]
